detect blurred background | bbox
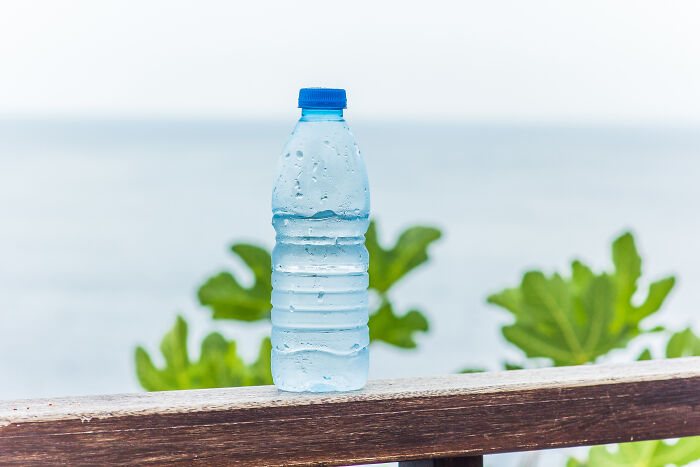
[1,1,700,465]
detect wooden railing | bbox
[1,358,699,466]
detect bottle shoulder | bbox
[272,120,369,218]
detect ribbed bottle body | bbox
[271,111,370,392]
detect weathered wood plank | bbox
[1,358,699,466]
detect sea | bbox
[1,119,699,466]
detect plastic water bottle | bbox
[271,88,370,392]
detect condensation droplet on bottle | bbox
[271,104,370,391]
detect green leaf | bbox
[493,272,614,365]
[134,316,272,391]
[568,437,700,467]
[652,437,700,466]
[198,244,272,321]
[134,347,171,390]
[611,232,642,330]
[580,274,615,358]
[633,277,676,322]
[487,287,522,316]
[637,348,653,361]
[366,221,441,294]
[368,301,429,348]
[574,328,700,467]
[610,232,676,329]
[460,368,487,373]
[160,314,190,372]
[666,327,700,358]
[636,328,699,361]
[487,232,676,366]
[571,260,595,294]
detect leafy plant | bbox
[638,327,700,361]
[195,219,437,348]
[488,232,674,366]
[368,301,429,348]
[198,244,272,321]
[365,221,442,295]
[365,221,438,347]
[566,438,700,467]
[135,219,440,390]
[487,231,699,466]
[567,328,700,467]
[135,316,272,391]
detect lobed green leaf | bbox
[567,437,700,467]
[134,316,272,391]
[666,327,700,358]
[366,220,441,294]
[197,244,272,321]
[574,327,700,466]
[487,232,676,367]
[368,301,429,348]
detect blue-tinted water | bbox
[271,214,370,391]
[270,107,371,391]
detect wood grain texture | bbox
[1,358,699,466]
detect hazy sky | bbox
[2,1,700,123]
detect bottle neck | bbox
[300,108,344,122]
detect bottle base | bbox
[271,347,369,393]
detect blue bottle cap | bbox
[298,88,347,109]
